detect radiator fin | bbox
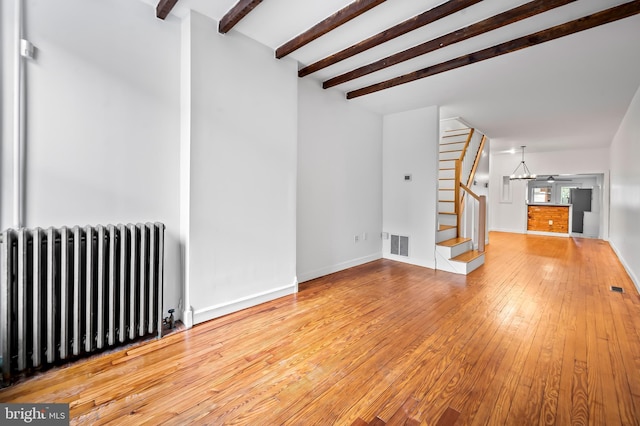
[0,222,165,387]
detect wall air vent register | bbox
[390,235,409,257]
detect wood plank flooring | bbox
[1,232,639,425]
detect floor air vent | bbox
[390,235,409,257]
[611,286,624,293]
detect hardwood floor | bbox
[1,232,639,425]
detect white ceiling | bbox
[143,0,640,153]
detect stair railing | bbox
[454,160,462,237]
[459,183,486,252]
[466,135,487,188]
[454,133,486,235]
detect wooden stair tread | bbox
[439,178,454,180]
[350,418,368,426]
[451,250,484,263]
[444,127,470,132]
[437,237,471,247]
[439,212,456,215]
[438,224,456,231]
[439,189,454,191]
[440,149,463,153]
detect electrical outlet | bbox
[362,232,368,241]
[354,235,359,243]
[549,220,553,225]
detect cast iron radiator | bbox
[0,223,165,386]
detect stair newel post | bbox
[478,195,486,253]
[454,159,462,238]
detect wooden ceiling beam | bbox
[156,0,179,20]
[299,0,481,78]
[219,0,265,34]
[346,0,640,99]
[276,0,386,59]
[325,0,576,88]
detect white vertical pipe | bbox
[180,14,193,328]
[13,0,25,228]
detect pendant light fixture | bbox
[509,146,536,180]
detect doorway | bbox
[526,174,603,238]
[570,188,592,233]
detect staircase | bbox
[436,123,487,275]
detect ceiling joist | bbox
[219,0,265,34]
[324,0,576,88]
[156,0,179,20]
[298,0,482,78]
[347,0,640,99]
[276,0,386,59]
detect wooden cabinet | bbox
[527,205,569,233]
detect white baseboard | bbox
[193,278,298,325]
[527,230,570,238]
[182,308,194,329]
[382,253,434,270]
[490,227,525,234]
[609,241,640,295]
[297,253,382,283]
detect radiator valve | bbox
[164,309,175,330]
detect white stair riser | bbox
[438,190,454,201]
[439,159,455,168]
[438,180,454,190]
[435,251,485,275]
[439,151,461,161]
[439,169,455,179]
[439,201,455,212]
[439,141,466,152]
[437,227,457,243]
[438,214,457,226]
[450,253,485,274]
[436,241,473,259]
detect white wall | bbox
[489,147,610,237]
[609,84,640,291]
[185,11,298,324]
[1,1,16,229]
[0,0,182,315]
[297,79,382,282]
[382,106,439,268]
